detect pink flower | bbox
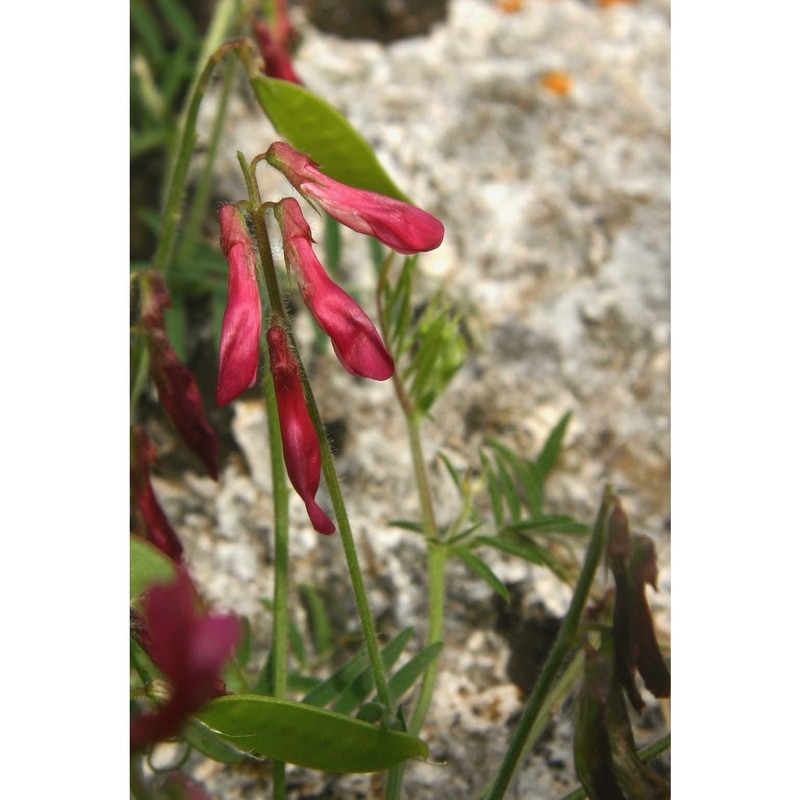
[216,204,262,406]
[266,142,445,255]
[253,0,303,85]
[131,427,184,562]
[267,324,335,534]
[131,569,240,750]
[274,198,394,381]
[140,272,219,480]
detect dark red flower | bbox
[140,271,219,480]
[266,142,445,255]
[274,198,393,381]
[131,426,183,562]
[216,205,262,406]
[267,324,335,534]
[131,569,240,750]
[253,0,303,85]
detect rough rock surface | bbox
[152,0,671,797]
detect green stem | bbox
[264,369,290,800]
[483,485,616,800]
[378,261,447,800]
[154,38,254,278]
[308,388,393,713]
[179,57,236,261]
[558,733,671,800]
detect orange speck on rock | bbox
[597,0,636,8]
[497,0,524,13]
[540,71,573,96]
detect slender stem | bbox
[377,258,450,799]
[154,39,253,278]
[305,383,394,713]
[558,733,671,800]
[130,338,150,422]
[483,485,616,800]
[263,368,290,800]
[179,57,236,261]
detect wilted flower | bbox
[606,499,670,713]
[575,636,670,800]
[266,142,445,255]
[131,426,183,562]
[274,198,394,381]
[140,271,219,480]
[267,324,335,534]
[216,204,262,406]
[131,569,240,750]
[253,0,303,84]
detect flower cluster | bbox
[215,142,444,532]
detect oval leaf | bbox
[195,695,428,773]
[130,536,175,602]
[250,76,410,201]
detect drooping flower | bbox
[253,0,303,84]
[131,569,240,750]
[267,323,335,534]
[131,426,183,562]
[274,198,394,381]
[140,271,219,480]
[266,142,445,255]
[216,204,262,406]
[606,499,670,713]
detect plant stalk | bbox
[483,485,616,800]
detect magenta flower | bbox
[267,324,335,535]
[274,198,394,381]
[266,142,445,255]
[131,569,240,750]
[140,272,219,480]
[216,204,262,406]
[131,427,184,562]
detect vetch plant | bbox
[130,3,670,798]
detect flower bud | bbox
[131,426,183,562]
[253,0,303,86]
[217,204,262,406]
[266,142,444,255]
[140,272,219,480]
[274,198,394,381]
[267,324,336,535]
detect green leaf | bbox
[480,451,504,528]
[438,451,464,492]
[475,534,546,566]
[195,695,428,772]
[537,411,572,478]
[333,628,413,715]
[300,583,334,657]
[389,519,426,534]
[302,648,369,708]
[251,76,410,201]
[453,547,510,603]
[387,642,444,705]
[183,719,249,764]
[130,536,176,602]
[302,627,413,709]
[501,516,589,536]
